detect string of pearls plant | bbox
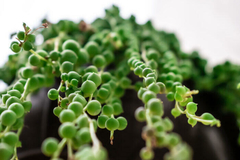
[0,5,220,160]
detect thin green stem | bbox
[73,92,101,155]
[183,90,199,98]
[145,109,153,150]
[99,67,104,75]
[88,94,93,102]
[65,81,69,90]
[84,112,101,154]
[29,49,48,62]
[54,37,60,52]
[0,126,11,138]
[67,139,73,159]
[175,102,221,127]
[20,78,30,101]
[51,138,67,159]
[83,94,93,111]
[175,102,185,114]
[10,147,18,160]
[145,108,153,127]
[57,80,64,96]
[186,112,220,127]
[146,138,152,149]
[17,126,23,137]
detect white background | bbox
[0,0,240,89]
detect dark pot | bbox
[17,79,240,160]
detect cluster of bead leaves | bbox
[0,5,221,160]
